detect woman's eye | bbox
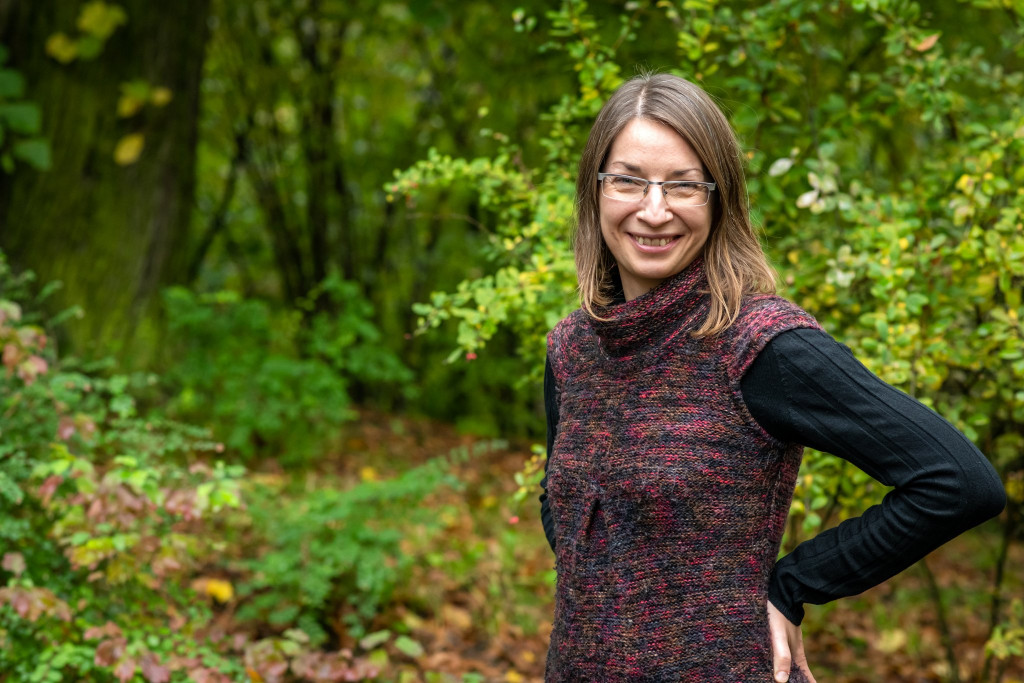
[612,176,642,188]
[667,183,700,197]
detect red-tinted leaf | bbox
[1,552,25,576]
[140,652,171,683]
[37,475,62,506]
[85,621,124,641]
[57,416,76,440]
[12,590,32,619]
[188,668,232,683]
[115,657,137,683]
[94,638,126,666]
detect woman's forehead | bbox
[606,119,703,174]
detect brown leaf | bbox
[914,33,940,51]
[94,638,126,667]
[84,621,123,641]
[2,342,19,369]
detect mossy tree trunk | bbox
[0,0,209,362]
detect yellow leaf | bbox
[205,578,234,603]
[113,133,144,165]
[117,95,143,118]
[151,87,173,107]
[360,466,378,482]
[877,628,908,653]
[45,33,79,64]
[505,672,525,683]
[77,1,128,41]
[914,33,940,52]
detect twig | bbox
[980,505,1017,682]
[919,557,961,683]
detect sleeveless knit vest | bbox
[545,257,821,682]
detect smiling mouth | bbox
[630,234,679,247]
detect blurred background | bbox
[0,1,1022,681]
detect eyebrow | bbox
[609,161,703,178]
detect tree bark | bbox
[0,0,210,362]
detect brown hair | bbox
[574,72,777,336]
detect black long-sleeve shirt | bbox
[539,326,1006,625]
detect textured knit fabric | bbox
[540,327,1007,627]
[544,257,820,682]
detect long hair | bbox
[574,72,777,336]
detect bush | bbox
[0,250,246,681]
[237,441,499,645]
[161,272,411,467]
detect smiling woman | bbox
[538,72,1005,683]
[597,118,712,300]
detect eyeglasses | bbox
[597,173,716,207]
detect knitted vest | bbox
[544,257,821,682]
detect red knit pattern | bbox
[545,257,821,681]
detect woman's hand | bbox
[767,601,816,683]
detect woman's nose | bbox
[637,187,673,226]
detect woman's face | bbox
[599,118,712,301]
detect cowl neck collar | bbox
[588,256,709,356]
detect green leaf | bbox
[0,69,25,98]
[0,470,23,505]
[0,103,41,134]
[12,139,51,171]
[76,35,103,61]
[394,635,424,658]
[359,629,392,650]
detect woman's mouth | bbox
[629,233,680,252]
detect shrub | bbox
[161,272,411,467]
[0,250,245,681]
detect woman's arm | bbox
[741,327,1006,625]
[539,355,559,553]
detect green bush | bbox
[161,272,411,467]
[0,250,246,681]
[237,441,499,645]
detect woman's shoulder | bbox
[734,293,821,333]
[721,293,824,382]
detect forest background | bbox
[1,0,1023,681]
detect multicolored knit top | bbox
[544,257,821,681]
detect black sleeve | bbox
[540,355,559,553]
[741,327,1006,626]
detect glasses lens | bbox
[602,175,646,200]
[665,182,709,206]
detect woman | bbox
[538,73,1006,682]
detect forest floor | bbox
[260,408,1024,683]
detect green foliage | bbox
[0,250,246,681]
[161,275,410,466]
[398,0,1023,673]
[0,44,50,172]
[987,599,1024,663]
[238,441,499,643]
[398,0,1023,507]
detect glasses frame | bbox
[597,172,717,207]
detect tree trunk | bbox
[0,0,210,363]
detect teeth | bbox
[636,236,672,247]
